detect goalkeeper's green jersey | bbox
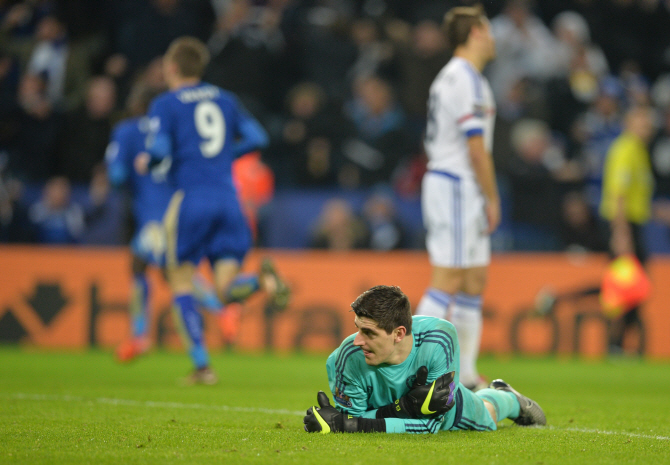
[327,315,487,434]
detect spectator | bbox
[0,163,34,242]
[488,0,561,103]
[108,0,215,75]
[204,0,285,115]
[79,163,124,245]
[342,75,410,187]
[310,198,368,250]
[6,72,59,182]
[0,50,18,120]
[28,175,85,243]
[390,19,450,138]
[362,190,406,250]
[24,14,92,111]
[573,76,624,209]
[508,119,575,249]
[559,190,608,252]
[55,75,117,183]
[295,1,358,102]
[0,0,54,51]
[551,10,608,80]
[347,17,393,85]
[651,103,670,199]
[270,81,350,187]
[544,10,609,141]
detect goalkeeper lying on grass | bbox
[304,285,546,434]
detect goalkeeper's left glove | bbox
[303,391,385,433]
[376,366,456,419]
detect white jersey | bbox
[424,56,496,179]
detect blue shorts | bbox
[164,188,251,267]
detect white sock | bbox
[415,288,452,319]
[451,293,482,387]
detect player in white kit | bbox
[415,6,499,391]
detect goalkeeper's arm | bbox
[303,391,386,433]
[303,391,447,434]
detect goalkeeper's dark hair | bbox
[165,36,210,78]
[442,5,486,51]
[351,285,412,334]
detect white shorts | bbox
[422,170,490,268]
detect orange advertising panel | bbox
[0,246,668,358]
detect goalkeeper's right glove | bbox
[376,366,456,419]
[303,391,385,433]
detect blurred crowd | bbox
[1,0,670,251]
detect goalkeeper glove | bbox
[377,366,456,419]
[303,391,385,433]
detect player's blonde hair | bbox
[164,36,210,78]
[442,5,486,51]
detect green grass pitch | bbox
[1,348,668,464]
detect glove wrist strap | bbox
[376,402,401,419]
[343,416,385,433]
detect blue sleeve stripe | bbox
[421,338,455,367]
[465,128,483,138]
[414,331,454,365]
[414,330,456,366]
[334,343,361,392]
[334,342,360,375]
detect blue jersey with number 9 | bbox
[146,82,267,191]
[145,82,268,265]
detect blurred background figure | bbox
[507,118,581,250]
[559,190,608,253]
[56,75,117,183]
[573,76,624,210]
[270,81,349,188]
[28,175,84,243]
[342,75,409,188]
[599,105,655,355]
[390,19,450,141]
[362,190,406,251]
[0,157,33,242]
[488,0,560,104]
[310,198,368,250]
[6,72,58,183]
[24,13,93,112]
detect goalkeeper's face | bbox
[352,316,400,366]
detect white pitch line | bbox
[7,393,670,441]
[9,392,304,416]
[547,425,670,441]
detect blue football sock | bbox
[225,274,260,304]
[173,294,209,369]
[130,274,149,338]
[476,388,520,422]
[192,273,222,313]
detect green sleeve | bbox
[384,417,443,434]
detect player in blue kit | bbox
[106,83,226,362]
[137,37,289,384]
[304,286,545,433]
